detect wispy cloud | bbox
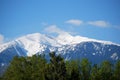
[41,22,48,26]
[65,19,83,26]
[44,25,68,35]
[87,20,110,27]
[0,34,4,44]
[65,19,111,28]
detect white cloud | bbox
[44,25,68,35]
[41,22,48,26]
[65,19,83,26]
[0,34,4,44]
[87,20,110,27]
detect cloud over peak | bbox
[65,19,83,26]
[87,20,110,27]
[44,25,68,35]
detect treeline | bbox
[0,52,120,80]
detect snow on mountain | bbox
[0,32,120,75]
[56,33,119,46]
[0,32,120,57]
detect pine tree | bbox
[114,60,120,80]
[66,60,81,80]
[44,52,67,80]
[3,56,26,80]
[90,64,101,80]
[99,60,113,80]
[80,58,91,80]
[3,55,46,80]
[30,55,46,80]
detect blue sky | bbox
[0,0,120,44]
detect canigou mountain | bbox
[0,33,120,74]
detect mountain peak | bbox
[11,32,120,47]
[0,32,120,56]
[0,32,120,74]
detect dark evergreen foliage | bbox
[114,60,120,80]
[80,58,91,80]
[44,52,67,80]
[0,52,120,80]
[90,64,100,80]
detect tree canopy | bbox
[0,52,120,80]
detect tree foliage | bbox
[80,58,91,80]
[66,60,81,80]
[99,61,113,80]
[1,52,120,80]
[114,60,120,80]
[90,64,100,80]
[44,52,67,80]
[3,55,46,80]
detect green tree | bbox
[30,55,46,80]
[66,60,81,80]
[2,52,120,80]
[3,56,26,80]
[99,60,113,80]
[44,52,67,80]
[114,60,120,80]
[80,58,91,80]
[90,64,101,80]
[3,55,46,80]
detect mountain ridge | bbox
[0,33,120,75]
[0,33,120,56]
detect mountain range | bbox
[0,33,120,74]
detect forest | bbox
[0,52,120,80]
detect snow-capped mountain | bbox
[0,33,120,74]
